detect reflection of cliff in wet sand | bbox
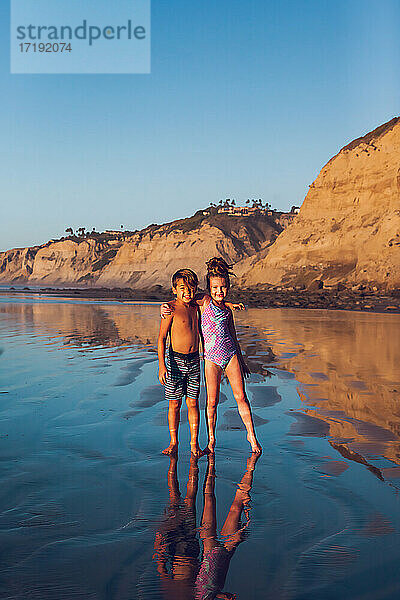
[236,308,400,470]
[0,302,160,349]
[0,301,274,375]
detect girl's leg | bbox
[225,355,262,453]
[186,396,202,457]
[204,360,223,453]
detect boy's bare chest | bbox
[173,307,198,331]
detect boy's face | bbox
[172,278,196,304]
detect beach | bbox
[1,295,400,599]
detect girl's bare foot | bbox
[203,439,216,454]
[190,443,203,458]
[247,435,262,454]
[162,443,178,455]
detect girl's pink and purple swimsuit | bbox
[201,298,237,369]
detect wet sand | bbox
[0,297,400,599]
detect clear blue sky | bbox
[1,0,399,251]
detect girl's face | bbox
[209,276,228,303]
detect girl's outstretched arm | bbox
[195,293,244,311]
[227,311,250,378]
[195,293,244,310]
[225,301,245,311]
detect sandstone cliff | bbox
[239,117,400,290]
[0,210,284,289]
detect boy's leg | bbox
[163,350,184,455]
[204,360,222,453]
[225,355,262,454]
[186,353,202,457]
[163,396,182,455]
[186,396,201,457]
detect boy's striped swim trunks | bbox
[165,348,200,400]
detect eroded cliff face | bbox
[96,223,243,288]
[0,213,281,289]
[240,117,400,289]
[0,246,39,281]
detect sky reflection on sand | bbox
[1,298,400,598]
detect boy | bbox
[158,269,202,457]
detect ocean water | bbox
[0,296,400,599]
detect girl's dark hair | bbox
[205,257,234,291]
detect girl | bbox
[198,258,261,454]
[162,258,261,454]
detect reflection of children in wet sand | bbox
[195,453,259,600]
[154,454,200,599]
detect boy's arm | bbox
[158,314,173,384]
[227,310,250,378]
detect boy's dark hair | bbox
[172,268,198,290]
[205,257,234,291]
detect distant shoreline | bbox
[1,286,400,314]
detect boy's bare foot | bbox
[190,443,203,458]
[247,435,262,454]
[162,443,178,455]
